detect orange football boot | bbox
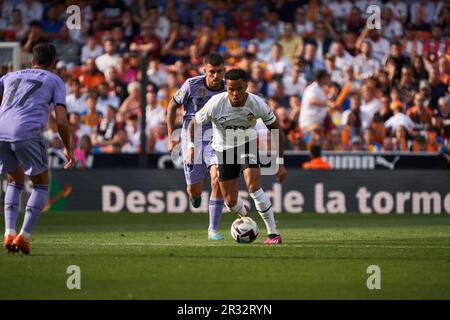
[3,234,17,253]
[13,235,30,255]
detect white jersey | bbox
[195,92,277,151]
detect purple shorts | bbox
[0,138,48,176]
[181,140,218,185]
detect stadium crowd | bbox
[0,0,449,166]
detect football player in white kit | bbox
[187,69,287,244]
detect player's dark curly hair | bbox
[32,42,57,67]
[224,68,248,81]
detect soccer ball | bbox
[231,217,259,243]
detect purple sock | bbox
[4,183,23,236]
[208,198,224,232]
[20,185,48,238]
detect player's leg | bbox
[243,167,282,245]
[207,164,224,240]
[11,139,49,254]
[186,180,204,208]
[205,144,225,240]
[0,141,24,253]
[217,148,249,217]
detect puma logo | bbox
[375,156,400,170]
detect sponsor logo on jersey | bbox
[174,88,184,102]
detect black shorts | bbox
[216,142,260,181]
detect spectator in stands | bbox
[91,105,122,151]
[95,39,120,74]
[2,9,28,41]
[329,41,353,71]
[119,81,141,119]
[260,9,283,41]
[79,58,105,90]
[53,26,80,67]
[324,53,343,86]
[407,92,433,131]
[250,25,274,62]
[130,21,161,58]
[294,6,313,39]
[96,82,120,114]
[69,112,92,148]
[17,0,43,26]
[282,65,307,98]
[81,95,101,129]
[120,9,140,45]
[218,28,247,65]
[147,120,169,154]
[147,58,168,88]
[146,89,166,132]
[410,0,436,30]
[356,27,390,63]
[43,116,63,150]
[385,101,415,135]
[341,94,373,130]
[94,0,125,31]
[81,35,103,63]
[428,67,448,110]
[299,70,333,132]
[235,7,258,41]
[21,21,47,54]
[353,41,380,81]
[302,145,332,170]
[374,96,394,123]
[305,21,335,61]
[381,7,403,42]
[161,22,191,65]
[40,4,62,41]
[66,80,87,114]
[278,23,303,64]
[323,128,344,151]
[360,84,381,117]
[363,127,381,152]
[302,42,326,82]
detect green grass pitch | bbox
[1,212,449,299]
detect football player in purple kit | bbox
[0,43,74,254]
[167,53,229,240]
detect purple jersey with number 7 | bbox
[0,68,66,142]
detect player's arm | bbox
[54,105,74,169]
[52,77,74,169]
[266,120,287,183]
[167,80,190,152]
[166,97,181,152]
[186,100,213,166]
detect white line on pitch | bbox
[31,241,450,249]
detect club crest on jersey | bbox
[199,88,205,98]
[247,113,256,125]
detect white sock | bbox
[249,188,278,235]
[5,229,16,237]
[19,231,31,240]
[226,198,248,216]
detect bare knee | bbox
[224,197,237,208]
[247,183,261,194]
[187,184,202,199]
[30,171,49,185]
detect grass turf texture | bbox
[1,212,449,299]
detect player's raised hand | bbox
[276,164,287,183]
[63,148,75,170]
